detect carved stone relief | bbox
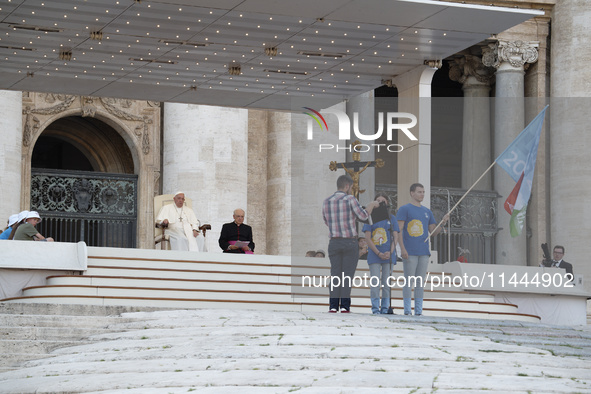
[448,54,494,85]
[482,40,539,69]
[22,95,77,146]
[22,95,155,155]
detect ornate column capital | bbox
[448,54,494,85]
[482,40,539,70]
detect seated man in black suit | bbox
[219,208,255,253]
[540,245,574,280]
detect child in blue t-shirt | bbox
[362,193,400,314]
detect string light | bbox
[1,3,458,100]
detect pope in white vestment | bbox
[155,192,205,252]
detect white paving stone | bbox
[0,308,590,393]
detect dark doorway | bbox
[431,62,464,188]
[32,136,94,171]
[32,116,134,174]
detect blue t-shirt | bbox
[362,214,399,265]
[0,227,12,240]
[397,203,436,256]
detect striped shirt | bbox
[322,191,369,238]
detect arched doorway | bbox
[32,116,135,173]
[30,116,138,248]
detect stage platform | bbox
[1,242,588,324]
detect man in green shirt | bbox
[13,211,54,242]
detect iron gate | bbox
[31,169,138,248]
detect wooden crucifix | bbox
[329,140,385,200]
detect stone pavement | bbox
[0,308,590,393]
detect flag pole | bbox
[426,105,549,240]
[427,160,497,239]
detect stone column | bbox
[265,112,292,256]
[162,103,248,253]
[247,110,268,255]
[346,91,375,208]
[482,40,538,266]
[550,0,591,290]
[524,18,551,268]
[0,90,23,223]
[392,64,438,209]
[448,54,494,190]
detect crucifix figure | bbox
[329,140,385,200]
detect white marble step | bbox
[87,254,448,279]
[7,296,319,312]
[19,283,523,315]
[0,313,127,328]
[86,246,447,275]
[46,275,292,291]
[6,296,540,322]
[82,266,484,299]
[0,326,117,341]
[1,247,541,324]
[86,258,414,280]
[87,258,292,275]
[46,273,495,302]
[83,266,291,283]
[0,308,145,372]
[21,285,298,302]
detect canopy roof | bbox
[0,0,542,109]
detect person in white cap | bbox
[6,210,29,240]
[12,211,54,242]
[155,192,205,252]
[0,213,20,240]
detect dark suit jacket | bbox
[218,221,255,253]
[542,259,574,278]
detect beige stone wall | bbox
[162,103,248,253]
[550,0,591,291]
[0,90,23,225]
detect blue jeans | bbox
[369,262,392,314]
[402,255,429,315]
[328,238,359,311]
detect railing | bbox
[31,169,138,248]
[376,185,499,264]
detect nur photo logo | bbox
[303,107,418,153]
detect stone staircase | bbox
[0,303,157,372]
[1,308,589,393]
[0,247,541,322]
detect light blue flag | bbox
[495,106,549,182]
[507,130,542,236]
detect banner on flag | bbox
[504,172,524,215]
[496,106,548,237]
[496,106,548,183]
